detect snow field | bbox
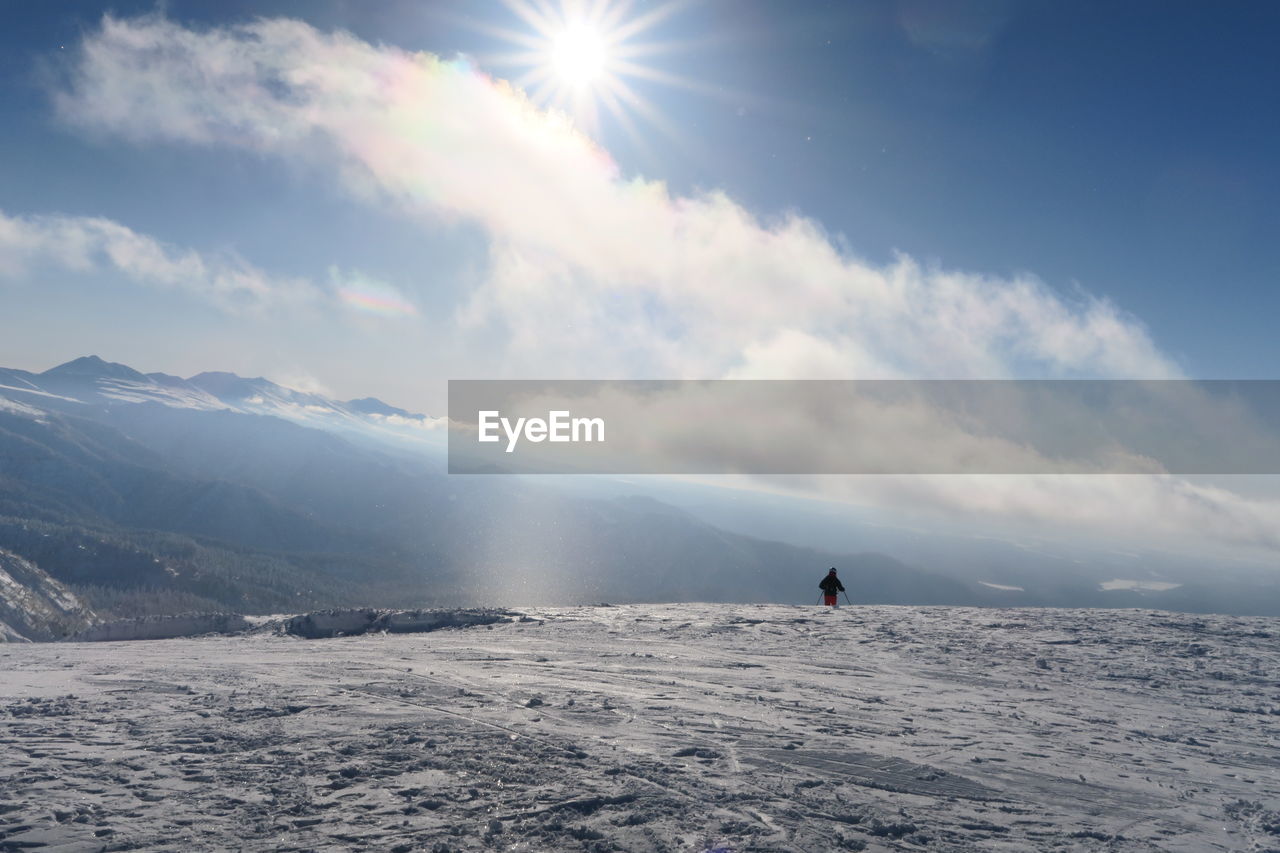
[2,604,1278,851]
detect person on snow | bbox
[819,567,845,606]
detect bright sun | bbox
[481,0,697,139]
[550,24,607,89]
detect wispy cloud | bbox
[0,208,314,311]
[56,14,1179,381]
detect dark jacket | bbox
[819,574,845,594]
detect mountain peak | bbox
[42,356,147,382]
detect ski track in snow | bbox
[2,604,1279,852]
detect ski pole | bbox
[816,593,823,605]
[842,591,853,606]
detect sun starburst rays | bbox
[478,0,694,144]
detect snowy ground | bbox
[2,604,1279,852]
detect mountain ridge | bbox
[4,356,440,449]
[2,356,1278,619]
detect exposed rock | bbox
[279,608,513,639]
[71,612,251,642]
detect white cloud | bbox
[56,14,1178,380]
[0,208,313,311]
[846,474,1280,557]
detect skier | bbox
[819,567,845,606]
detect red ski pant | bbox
[823,593,837,606]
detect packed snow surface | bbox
[2,604,1278,852]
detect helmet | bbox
[829,567,837,573]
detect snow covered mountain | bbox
[0,355,442,449]
[3,356,1279,621]
[1,357,985,622]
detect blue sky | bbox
[1,0,1278,406]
